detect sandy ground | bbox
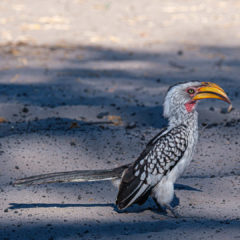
[0,0,239,239]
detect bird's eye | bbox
[187,88,195,94]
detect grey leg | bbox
[152,197,165,212]
[152,196,179,217]
[164,204,180,218]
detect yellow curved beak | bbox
[192,82,231,104]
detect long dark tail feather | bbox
[14,164,130,186]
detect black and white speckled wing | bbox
[116,125,188,210]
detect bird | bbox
[14,81,231,216]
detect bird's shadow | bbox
[8,202,168,216]
[9,202,116,210]
[9,183,201,215]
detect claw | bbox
[165,204,180,218]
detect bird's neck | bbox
[168,109,198,130]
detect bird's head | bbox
[163,81,231,120]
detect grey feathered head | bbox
[163,81,231,119]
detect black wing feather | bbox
[136,127,167,161]
[116,128,168,209]
[116,125,188,210]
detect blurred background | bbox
[0,1,239,240]
[1,0,240,46]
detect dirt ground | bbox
[0,0,239,239]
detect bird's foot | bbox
[165,204,180,218]
[152,197,180,217]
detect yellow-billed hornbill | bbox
[14,81,231,216]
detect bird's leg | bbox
[164,204,180,218]
[152,197,166,212]
[153,197,179,217]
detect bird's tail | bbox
[14,164,130,186]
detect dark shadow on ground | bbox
[0,43,238,107]
[9,202,116,209]
[0,43,239,134]
[8,183,200,212]
[0,217,239,239]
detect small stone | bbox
[96,112,109,119]
[177,50,183,55]
[22,107,29,113]
[125,122,136,129]
[220,106,233,114]
[228,104,233,112]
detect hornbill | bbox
[14,81,231,216]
